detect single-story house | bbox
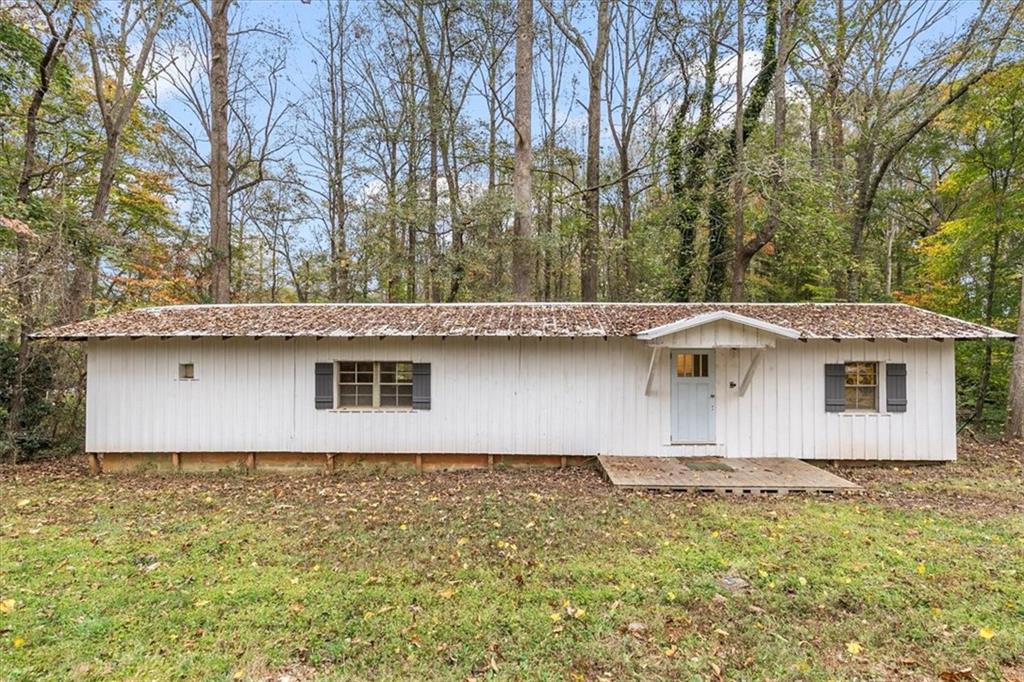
[37,302,1014,472]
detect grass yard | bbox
[2,442,1022,681]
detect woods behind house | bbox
[1,0,1022,459]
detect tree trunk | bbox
[208,0,231,303]
[731,0,793,299]
[669,35,718,302]
[706,0,777,301]
[580,0,611,301]
[729,0,745,302]
[973,235,1001,424]
[511,0,534,300]
[1006,268,1024,438]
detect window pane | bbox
[676,354,692,377]
[396,362,413,382]
[858,387,877,410]
[339,371,355,383]
[339,361,356,373]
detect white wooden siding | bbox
[85,336,957,460]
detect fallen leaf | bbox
[846,641,863,655]
[977,627,995,640]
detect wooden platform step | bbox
[597,456,861,495]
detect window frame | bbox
[334,360,414,411]
[178,363,195,381]
[843,361,879,412]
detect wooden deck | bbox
[597,456,861,494]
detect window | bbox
[676,353,710,378]
[844,362,877,411]
[178,363,195,380]
[337,361,413,409]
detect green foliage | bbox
[0,339,56,459]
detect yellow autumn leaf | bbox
[666,591,676,602]
[916,564,926,575]
[16,499,30,508]
[846,641,863,655]
[549,612,562,622]
[438,588,455,599]
[978,627,996,640]
[798,577,807,586]
[0,599,15,613]
[12,637,25,648]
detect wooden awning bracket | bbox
[644,346,661,396]
[737,349,763,397]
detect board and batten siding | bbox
[85,334,956,461]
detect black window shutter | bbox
[412,363,431,410]
[315,362,333,410]
[825,364,846,413]
[886,363,907,412]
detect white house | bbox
[38,302,1015,472]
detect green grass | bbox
[1,453,1022,681]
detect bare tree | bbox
[540,0,611,301]
[188,0,230,302]
[299,0,356,301]
[533,10,574,299]
[605,0,666,299]
[511,0,534,299]
[155,1,291,302]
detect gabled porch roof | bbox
[635,310,802,343]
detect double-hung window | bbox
[337,361,413,409]
[844,362,878,411]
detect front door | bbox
[670,350,716,444]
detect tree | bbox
[69,0,172,321]
[730,0,800,301]
[1009,269,1024,438]
[707,0,777,300]
[194,0,230,303]
[299,0,356,301]
[540,0,611,301]
[511,0,533,299]
[5,0,78,461]
[156,1,290,303]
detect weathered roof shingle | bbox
[34,302,1015,340]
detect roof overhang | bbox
[635,310,802,342]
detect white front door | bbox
[670,350,716,444]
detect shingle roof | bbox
[34,302,1015,340]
